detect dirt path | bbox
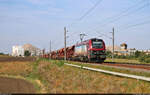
[0,77,36,93]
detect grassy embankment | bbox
[33,59,150,93]
[1,57,150,93]
[64,60,150,78]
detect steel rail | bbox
[103,62,150,66]
[68,60,150,66]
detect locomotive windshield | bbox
[92,40,103,49]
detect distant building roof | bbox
[22,44,40,51]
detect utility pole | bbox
[110,28,115,62]
[49,40,51,59]
[64,27,67,61]
[112,27,115,62]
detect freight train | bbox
[42,38,106,63]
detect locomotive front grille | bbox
[92,50,105,55]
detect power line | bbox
[68,0,149,46]
[121,20,150,31]
[64,27,67,61]
[68,0,103,28]
[89,0,143,25]
[94,1,145,27]
[118,15,150,29]
[97,0,148,28]
[66,0,103,46]
[78,0,103,21]
[86,0,142,30]
[89,0,149,38]
[95,31,112,39]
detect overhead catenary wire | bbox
[78,0,103,21]
[67,0,103,40]
[95,9,150,40]
[68,0,103,28]
[95,31,112,39]
[68,0,144,41]
[87,0,149,37]
[89,0,143,25]
[103,2,149,25]
[67,0,103,45]
[118,15,150,29]
[68,0,149,47]
[95,0,149,31]
[120,20,150,31]
[84,0,142,32]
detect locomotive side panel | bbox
[74,44,88,57]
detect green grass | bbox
[26,58,48,93]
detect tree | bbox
[106,51,112,58]
[134,51,142,58]
[0,52,4,55]
[24,50,31,57]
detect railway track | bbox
[68,60,150,71]
[103,62,150,66]
[102,62,150,71]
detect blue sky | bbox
[0,0,150,53]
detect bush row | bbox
[106,51,150,63]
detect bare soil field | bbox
[0,77,35,93]
[0,56,36,62]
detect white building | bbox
[128,48,136,55]
[22,44,42,56]
[12,46,24,57]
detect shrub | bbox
[53,60,64,67]
[24,50,31,56]
[139,55,150,63]
[145,58,150,63]
[106,51,112,58]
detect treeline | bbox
[0,53,4,55]
[0,52,9,56]
[106,51,150,63]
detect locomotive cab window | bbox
[92,41,103,49]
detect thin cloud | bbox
[27,0,54,5]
